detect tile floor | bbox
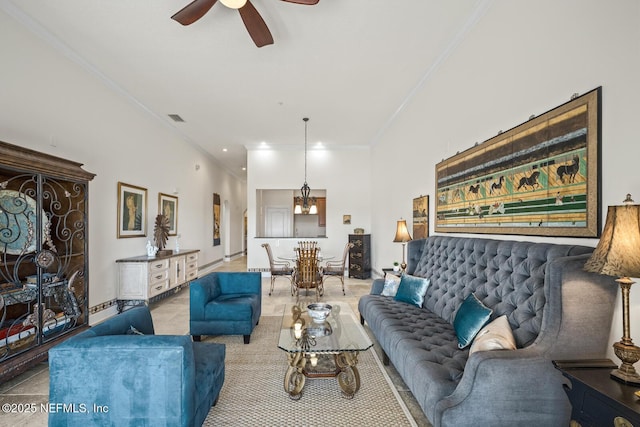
[0,257,430,426]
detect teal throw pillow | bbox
[394,274,430,307]
[453,294,493,349]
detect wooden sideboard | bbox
[116,249,199,311]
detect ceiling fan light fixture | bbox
[220,0,247,9]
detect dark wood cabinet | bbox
[555,360,640,427]
[348,234,371,279]
[0,141,95,382]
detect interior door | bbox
[265,207,292,237]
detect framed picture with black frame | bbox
[117,182,147,238]
[159,193,178,236]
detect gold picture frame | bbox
[435,87,601,237]
[213,193,220,246]
[413,195,429,239]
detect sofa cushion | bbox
[469,315,516,355]
[205,294,259,321]
[381,273,401,296]
[358,294,467,420]
[453,294,492,349]
[394,274,430,307]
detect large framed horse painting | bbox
[435,87,601,237]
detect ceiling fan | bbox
[171,0,319,48]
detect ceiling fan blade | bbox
[280,0,319,4]
[171,0,218,25]
[282,0,320,5]
[238,1,274,48]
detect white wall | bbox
[0,10,246,320]
[370,0,640,361]
[247,147,371,268]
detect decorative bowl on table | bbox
[307,303,332,323]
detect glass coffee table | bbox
[277,302,373,400]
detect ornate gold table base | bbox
[284,351,361,400]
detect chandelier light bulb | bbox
[220,0,247,9]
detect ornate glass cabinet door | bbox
[0,141,95,381]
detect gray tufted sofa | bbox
[358,235,617,427]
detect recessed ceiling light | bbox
[222,148,228,152]
[242,167,246,171]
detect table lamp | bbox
[393,218,412,272]
[584,194,640,385]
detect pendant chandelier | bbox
[294,117,317,215]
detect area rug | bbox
[202,316,417,426]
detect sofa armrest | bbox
[89,305,155,336]
[190,278,216,321]
[433,348,570,427]
[49,335,197,427]
[540,254,617,360]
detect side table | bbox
[381,268,401,277]
[554,359,640,426]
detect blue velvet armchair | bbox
[190,272,261,344]
[48,305,225,427]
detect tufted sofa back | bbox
[406,236,593,348]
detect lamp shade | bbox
[584,203,640,278]
[393,219,412,243]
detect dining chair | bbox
[322,242,354,295]
[297,241,319,251]
[293,246,323,300]
[261,243,294,296]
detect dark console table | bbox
[554,359,640,426]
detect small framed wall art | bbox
[117,182,147,238]
[159,193,178,236]
[412,195,429,239]
[213,193,221,246]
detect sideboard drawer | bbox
[149,269,169,286]
[149,259,170,273]
[186,269,198,281]
[148,280,169,298]
[186,260,198,272]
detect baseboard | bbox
[89,304,119,325]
